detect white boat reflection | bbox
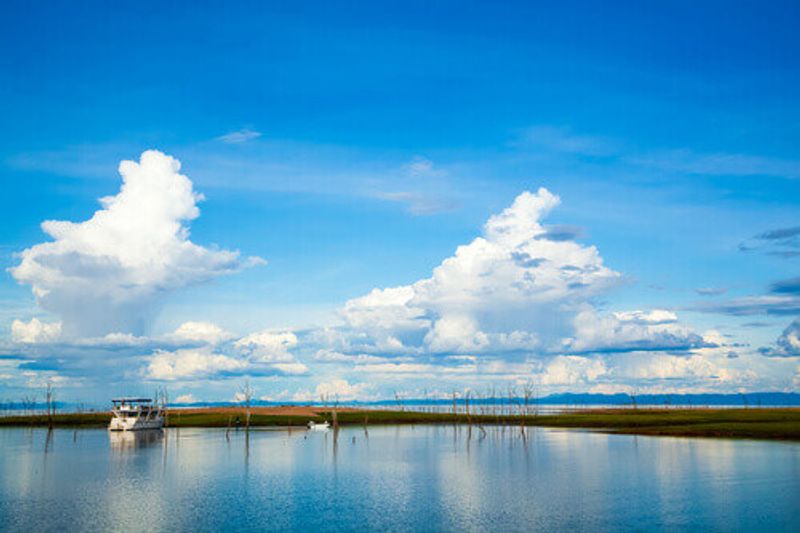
[109,429,164,451]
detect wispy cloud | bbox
[515,126,621,157]
[626,150,800,179]
[695,287,728,296]
[739,225,800,258]
[693,295,800,316]
[373,191,459,215]
[217,128,262,144]
[516,125,800,180]
[770,277,800,294]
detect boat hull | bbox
[108,417,164,431]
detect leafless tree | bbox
[155,386,170,426]
[239,380,255,430]
[45,382,56,429]
[394,390,404,412]
[522,380,535,416]
[21,394,37,416]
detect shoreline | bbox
[1,407,799,441]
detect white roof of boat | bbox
[112,398,153,403]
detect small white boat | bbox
[109,398,164,431]
[307,420,330,431]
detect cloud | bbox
[403,156,442,178]
[170,321,235,345]
[628,150,800,180]
[147,347,249,380]
[9,150,263,337]
[270,362,310,375]
[695,287,728,296]
[340,188,629,356]
[759,319,800,358]
[11,318,62,344]
[517,126,621,157]
[538,225,586,242]
[539,356,607,385]
[770,277,800,295]
[292,379,374,402]
[517,125,800,181]
[312,349,392,364]
[564,308,705,354]
[621,353,732,381]
[374,191,459,215]
[694,295,800,316]
[373,156,457,215]
[740,226,800,258]
[234,330,299,362]
[611,310,678,324]
[144,327,309,381]
[175,393,199,404]
[259,389,290,402]
[217,128,262,144]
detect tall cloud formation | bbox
[339,188,674,356]
[10,150,263,337]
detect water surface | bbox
[1,426,798,532]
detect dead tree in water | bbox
[522,381,532,416]
[331,394,340,430]
[239,380,255,431]
[45,383,56,429]
[464,389,472,426]
[393,390,404,412]
[155,386,170,427]
[21,395,37,416]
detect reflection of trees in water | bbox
[109,429,164,452]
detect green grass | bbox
[2,408,798,440]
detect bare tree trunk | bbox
[239,380,255,431]
[45,383,55,429]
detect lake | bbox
[1,426,798,532]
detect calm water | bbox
[1,426,798,532]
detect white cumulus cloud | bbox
[234,330,299,362]
[565,308,704,353]
[11,318,62,344]
[293,379,374,402]
[175,393,199,404]
[144,328,308,381]
[10,150,263,337]
[341,188,623,355]
[147,347,248,381]
[170,321,235,345]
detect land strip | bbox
[1,407,798,441]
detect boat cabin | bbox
[109,398,164,431]
[112,398,157,418]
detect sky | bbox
[1,1,799,405]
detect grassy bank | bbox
[1,408,798,440]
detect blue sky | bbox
[1,1,799,404]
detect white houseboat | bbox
[109,398,164,431]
